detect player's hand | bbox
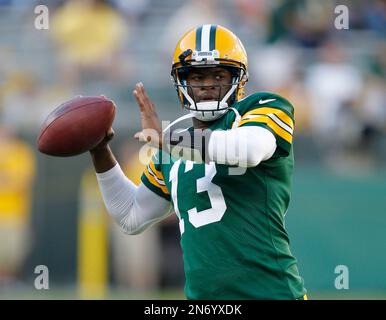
[133,82,162,148]
[89,127,115,154]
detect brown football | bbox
[38,95,116,157]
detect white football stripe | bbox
[147,165,166,186]
[201,24,211,51]
[185,160,194,172]
[269,113,293,134]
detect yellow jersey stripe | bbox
[241,113,293,134]
[239,116,293,143]
[144,169,170,195]
[149,161,164,181]
[242,107,294,129]
[147,165,166,186]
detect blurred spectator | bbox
[250,44,299,91]
[249,44,311,133]
[1,71,74,131]
[0,125,35,286]
[364,0,386,36]
[267,0,332,47]
[112,0,151,23]
[0,0,33,17]
[50,0,129,86]
[304,39,364,163]
[358,73,386,159]
[368,41,386,79]
[231,0,271,41]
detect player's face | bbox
[186,67,232,103]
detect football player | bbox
[90,25,307,299]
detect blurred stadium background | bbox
[0,0,385,299]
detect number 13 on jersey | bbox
[169,160,227,234]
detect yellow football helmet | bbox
[171,24,248,121]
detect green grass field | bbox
[1,287,386,300]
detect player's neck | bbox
[192,117,215,130]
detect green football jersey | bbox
[141,92,306,299]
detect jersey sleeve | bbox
[140,151,171,201]
[236,95,295,157]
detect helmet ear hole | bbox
[177,67,189,82]
[237,87,245,100]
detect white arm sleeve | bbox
[207,126,277,167]
[96,164,173,235]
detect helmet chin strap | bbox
[190,101,228,121]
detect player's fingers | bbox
[133,84,142,99]
[136,82,146,98]
[134,83,149,107]
[136,84,148,104]
[139,83,152,103]
[137,82,154,111]
[106,127,115,140]
[133,89,146,111]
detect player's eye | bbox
[192,75,203,81]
